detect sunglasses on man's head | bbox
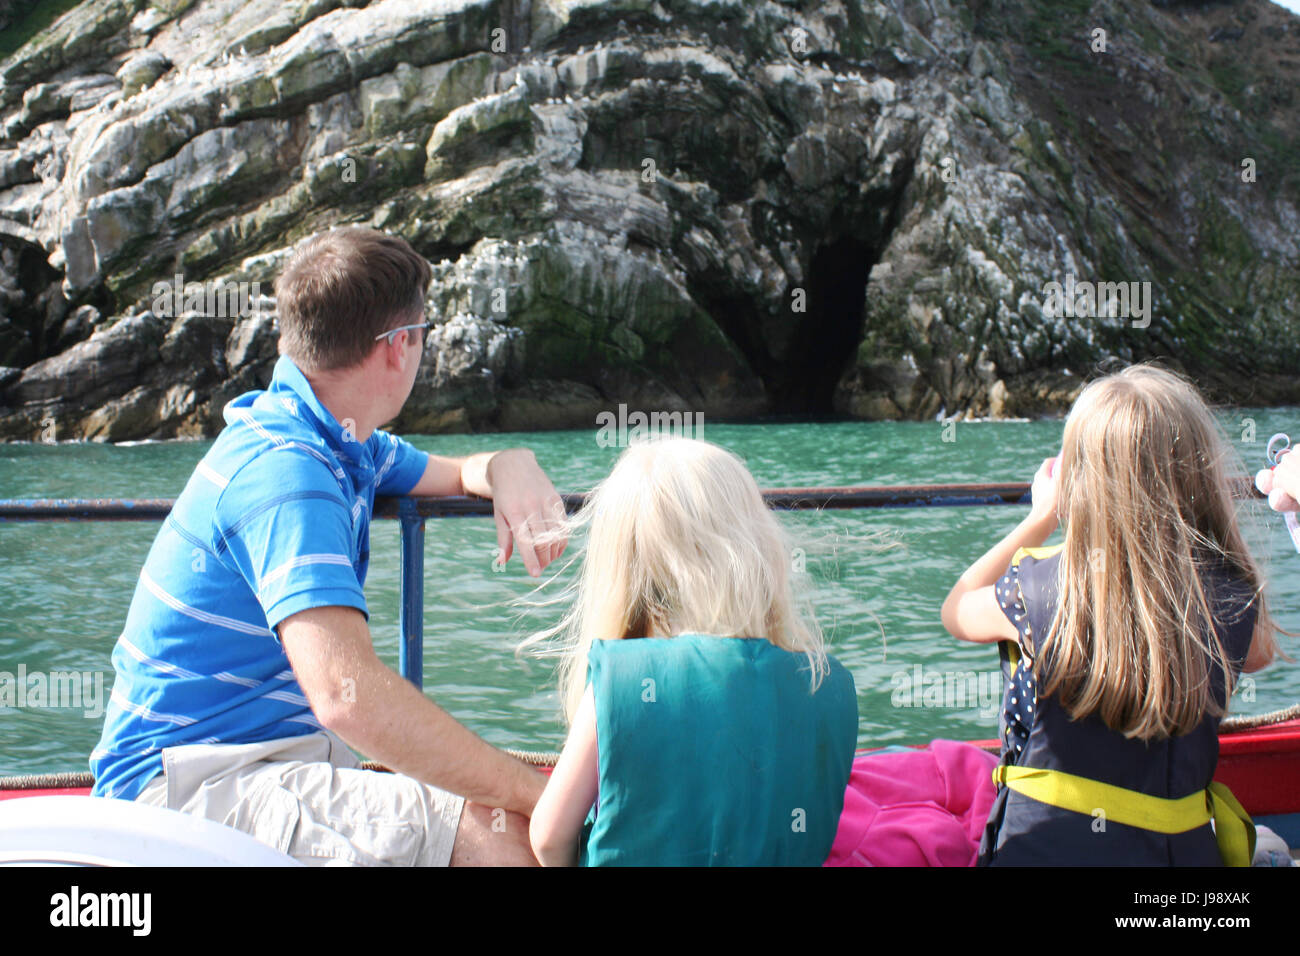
[374,321,433,345]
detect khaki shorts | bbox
[135,730,464,867]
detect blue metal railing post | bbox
[397,498,425,689]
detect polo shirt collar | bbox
[267,355,372,477]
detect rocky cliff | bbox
[0,0,1297,441]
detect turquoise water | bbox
[2,413,1298,776]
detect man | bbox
[91,227,565,866]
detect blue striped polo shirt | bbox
[91,355,429,800]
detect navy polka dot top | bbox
[995,564,1036,758]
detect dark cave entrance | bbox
[787,236,876,414]
[699,235,877,417]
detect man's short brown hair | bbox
[274,227,433,370]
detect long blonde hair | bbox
[1042,364,1279,739]
[520,437,828,724]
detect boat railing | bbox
[0,478,1268,687]
[0,483,1045,687]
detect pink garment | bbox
[824,740,998,867]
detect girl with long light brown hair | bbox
[942,364,1278,865]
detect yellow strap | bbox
[1207,781,1256,868]
[992,765,1255,866]
[1010,543,1065,568]
[994,765,1210,832]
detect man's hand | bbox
[409,447,568,576]
[481,449,567,578]
[1256,448,1300,513]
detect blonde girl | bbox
[942,364,1278,865]
[525,437,859,866]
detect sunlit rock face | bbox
[0,0,1297,440]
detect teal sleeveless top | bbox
[578,634,859,866]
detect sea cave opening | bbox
[700,235,876,418]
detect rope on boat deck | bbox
[8,706,1300,792]
[0,770,95,790]
[505,749,561,767]
[1221,702,1300,730]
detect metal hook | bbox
[1266,432,1291,467]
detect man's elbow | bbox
[305,685,365,738]
[279,607,379,737]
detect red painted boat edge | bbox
[6,721,1298,814]
[0,787,89,800]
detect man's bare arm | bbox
[406,449,567,576]
[278,605,546,816]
